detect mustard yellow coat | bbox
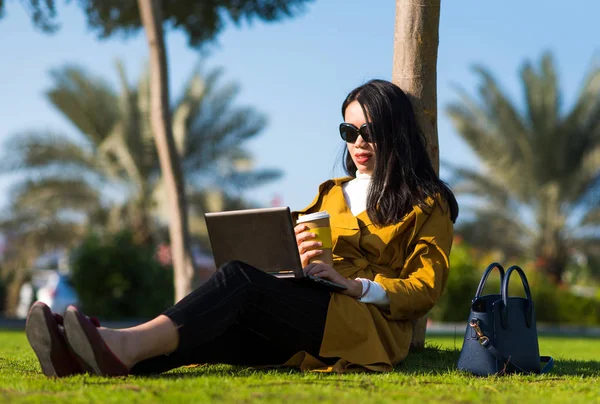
[285,177,454,372]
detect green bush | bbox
[70,231,174,320]
[529,273,600,326]
[429,242,480,322]
[429,243,600,326]
[0,273,5,314]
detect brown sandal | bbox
[25,302,85,377]
[63,305,128,377]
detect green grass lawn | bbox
[1,330,599,403]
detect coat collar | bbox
[295,177,436,231]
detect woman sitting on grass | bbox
[26,79,458,377]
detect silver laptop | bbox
[204,207,346,292]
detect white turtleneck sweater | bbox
[341,172,390,308]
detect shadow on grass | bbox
[7,344,599,381]
[133,365,303,380]
[130,347,459,380]
[396,346,460,374]
[134,346,600,380]
[551,359,600,377]
[399,346,600,377]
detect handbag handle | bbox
[501,265,534,328]
[474,262,505,298]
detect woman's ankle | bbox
[96,316,179,369]
[97,328,136,370]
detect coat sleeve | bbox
[373,200,454,321]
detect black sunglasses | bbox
[339,123,374,143]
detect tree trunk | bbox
[137,0,196,302]
[535,190,568,284]
[392,0,441,350]
[536,229,568,284]
[392,0,441,173]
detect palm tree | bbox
[0,67,118,260]
[0,60,281,268]
[113,63,282,241]
[446,52,600,283]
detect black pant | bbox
[130,260,335,374]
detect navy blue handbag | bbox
[457,263,554,376]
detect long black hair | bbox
[341,79,459,226]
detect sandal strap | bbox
[54,313,101,328]
[53,313,64,325]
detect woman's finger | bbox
[298,240,322,254]
[306,263,329,276]
[296,231,316,245]
[294,224,308,235]
[303,262,322,275]
[301,249,323,262]
[301,250,323,267]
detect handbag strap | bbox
[474,262,505,298]
[539,356,554,374]
[479,337,528,373]
[480,338,553,374]
[501,266,534,328]
[470,319,554,374]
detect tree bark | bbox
[137,0,196,302]
[392,0,441,174]
[392,0,441,349]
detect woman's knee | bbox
[218,260,262,282]
[214,261,269,305]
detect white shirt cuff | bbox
[356,278,390,308]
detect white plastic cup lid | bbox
[296,211,330,224]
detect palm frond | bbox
[136,63,154,145]
[98,124,144,190]
[46,65,120,144]
[0,131,102,179]
[0,215,86,253]
[446,93,533,200]
[172,64,221,111]
[472,67,533,160]
[9,178,102,218]
[520,52,561,137]
[117,61,158,179]
[568,153,600,208]
[580,205,600,227]
[562,59,600,132]
[172,71,207,156]
[220,169,283,192]
[195,79,241,125]
[456,207,531,259]
[446,163,513,205]
[184,108,267,173]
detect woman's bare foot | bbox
[95,315,179,370]
[96,328,137,370]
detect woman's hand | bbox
[294,224,324,268]
[303,263,363,298]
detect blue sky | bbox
[0,0,597,218]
